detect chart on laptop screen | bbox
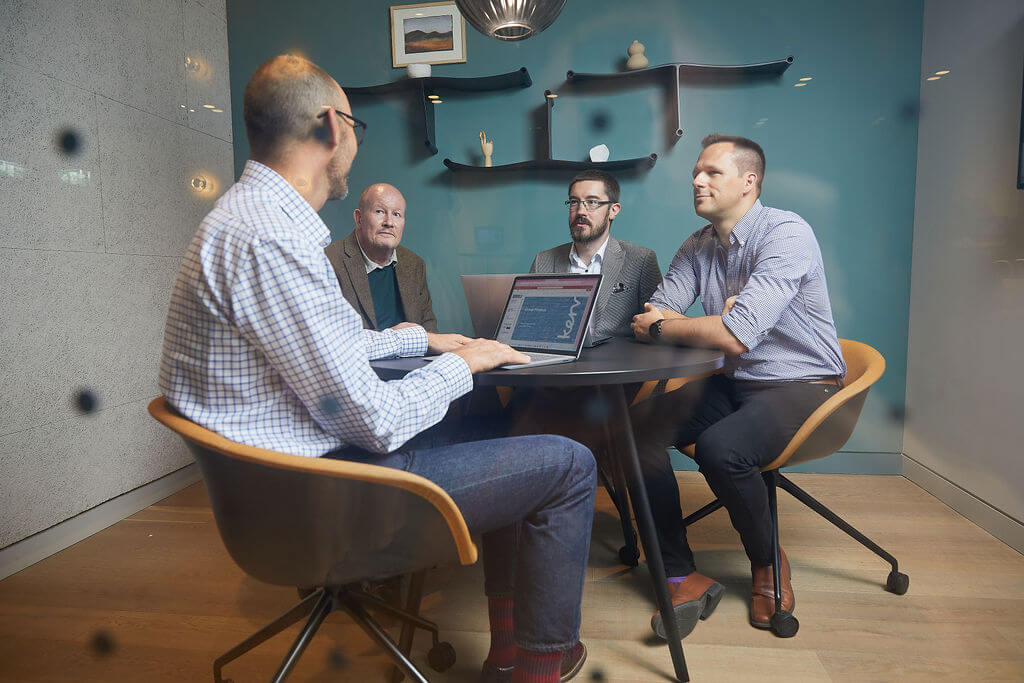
[496,277,596,351]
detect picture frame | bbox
[391,2,467,68]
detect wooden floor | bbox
[1,472,1022,682]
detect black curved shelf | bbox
[566,56,794,139]
[443,89,658,174]
[444,154,658,173]
[346,67,532,155]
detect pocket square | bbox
[611,282,628,293]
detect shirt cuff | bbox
[721,310,759,352]
[395,325,429,357]
[421,352,474,399]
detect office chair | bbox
[622,340,908,637]
[148,397,477,683]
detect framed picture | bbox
[391,2,466,68]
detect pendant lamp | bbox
[454,0,567,41]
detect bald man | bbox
[325,183,438,332]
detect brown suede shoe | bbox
[651,572,725,640]
[750,548,795,628]
[479,642,587,682]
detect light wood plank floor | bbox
[1,473,1022,682]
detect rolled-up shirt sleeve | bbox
[231,234,472,454]
[721,222,813,352]
[649,234,700,313]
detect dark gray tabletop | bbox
[371,337,725,387]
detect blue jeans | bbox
[330,429,596,652]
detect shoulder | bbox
[397,244,426,267]
[611,237,657,260]
[760,206,816,242]
[534,242,571,263]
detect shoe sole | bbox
[560,642,587,681]
[699,582,725,620]
[651,599,702,640]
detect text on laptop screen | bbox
[495,276,599,352]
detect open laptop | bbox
[461,274,518,338]
[493,274,602,369]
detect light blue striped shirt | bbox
[650,200,846,381]
[158,161,472,457]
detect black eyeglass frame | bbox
[565,199,615,211]
[317,108,367,146]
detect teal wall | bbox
[226,0,922,472]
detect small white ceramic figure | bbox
[479,131,493,167]
[407,63,431,78]
[589,144,610,163]
[626,40,649,70]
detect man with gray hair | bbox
[159,54,593,682]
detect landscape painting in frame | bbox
[391,2,466,68]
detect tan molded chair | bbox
[670,339,908,638]
[148,397,477,683]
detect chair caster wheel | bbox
[886,570,909,595]
[770,610,799,638]
[618,545,640,567]
[427,641,456,672]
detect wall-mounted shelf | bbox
[443,90,658,173]
[566,56,794,140]
[346,67,532,155]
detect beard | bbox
[569,216,610,244]
[326,151,351,201]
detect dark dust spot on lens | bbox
[75,388,99,414]
[57,128,82,155]
[89,630,116,656]
[328,647,347,669]
[589,111,611,132]
[887,404,907,422]
[590,669,606,681]
[319,396,341,415]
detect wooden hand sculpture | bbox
[479,130,493,168]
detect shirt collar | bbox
[356,238,398,274]
[569,233,611,269]
[239,160,332,248]
[727,198,764,247]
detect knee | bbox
[548,435,597,489]
[693,431,750,478]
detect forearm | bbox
[661,315,747,355]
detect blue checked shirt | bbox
[158,161,473,457]
[650,200,846,381]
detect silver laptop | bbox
[494,274,602,369]
[461,274,519,338]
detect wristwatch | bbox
[648,318,664,342]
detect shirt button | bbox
[739,240,745,246]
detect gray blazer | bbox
[324,231,439,333]
[530,236,662,338]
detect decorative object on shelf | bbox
[625,40,648,70]
[455,0,566,41]
[589,144,610,163]
[347,67,531,155]
[407,63,432,78]
[444,90,658,172]
[391,2,466,68]
[479,130,494,167]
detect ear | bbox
[320,108,343,153]
[742,171,758,196]
[353,208,361,226]
[608,202,622,221]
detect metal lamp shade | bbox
[455,0,567,41]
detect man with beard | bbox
[325,183,439,333]
[530,170,662,339]
[159,54,594,683]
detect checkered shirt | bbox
[158,161,472,456]
[650,200,846,381]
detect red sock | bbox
[485,597,515,668]
[513,647,562,683]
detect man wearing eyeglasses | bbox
[159,55,593,683]
[530,169,662,341]
[324,182,439,333]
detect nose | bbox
[692,175,704,189]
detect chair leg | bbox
[777,474,909,594]
[338,590,430,683]
[213,588,323,683]
[390,571,427,683]
[270,590,334,682]
[603,421,641,567]
[681,498,725,527]
[766,471,799,638]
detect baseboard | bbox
[902,455,1023,554]
[670,449,902,474]
[0,464,200,581]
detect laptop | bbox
[493,274,602,369]
[461,274,519,338]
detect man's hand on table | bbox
[451,339,530,373]
[389,322,420,331]
[425,332,473,354]
[632,303,666,343]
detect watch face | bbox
[649,319,662,339]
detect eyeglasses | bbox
[565,198,615,211]
[317,108,368,146]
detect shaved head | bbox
[700,133,765,194]
[358,183,404,212]
[243,54,343,160]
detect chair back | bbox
[148,398,477,588]
[763,339,885,471]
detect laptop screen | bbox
[495,274,601,354]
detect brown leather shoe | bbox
[651,572,725,640]
[750,548,795,628]
[479,642,587,682]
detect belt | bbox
[811,376,844,387]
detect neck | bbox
[711,198,757,243]
[255,155,329,211]
[356,233,392,267]
[574,231,609,266]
